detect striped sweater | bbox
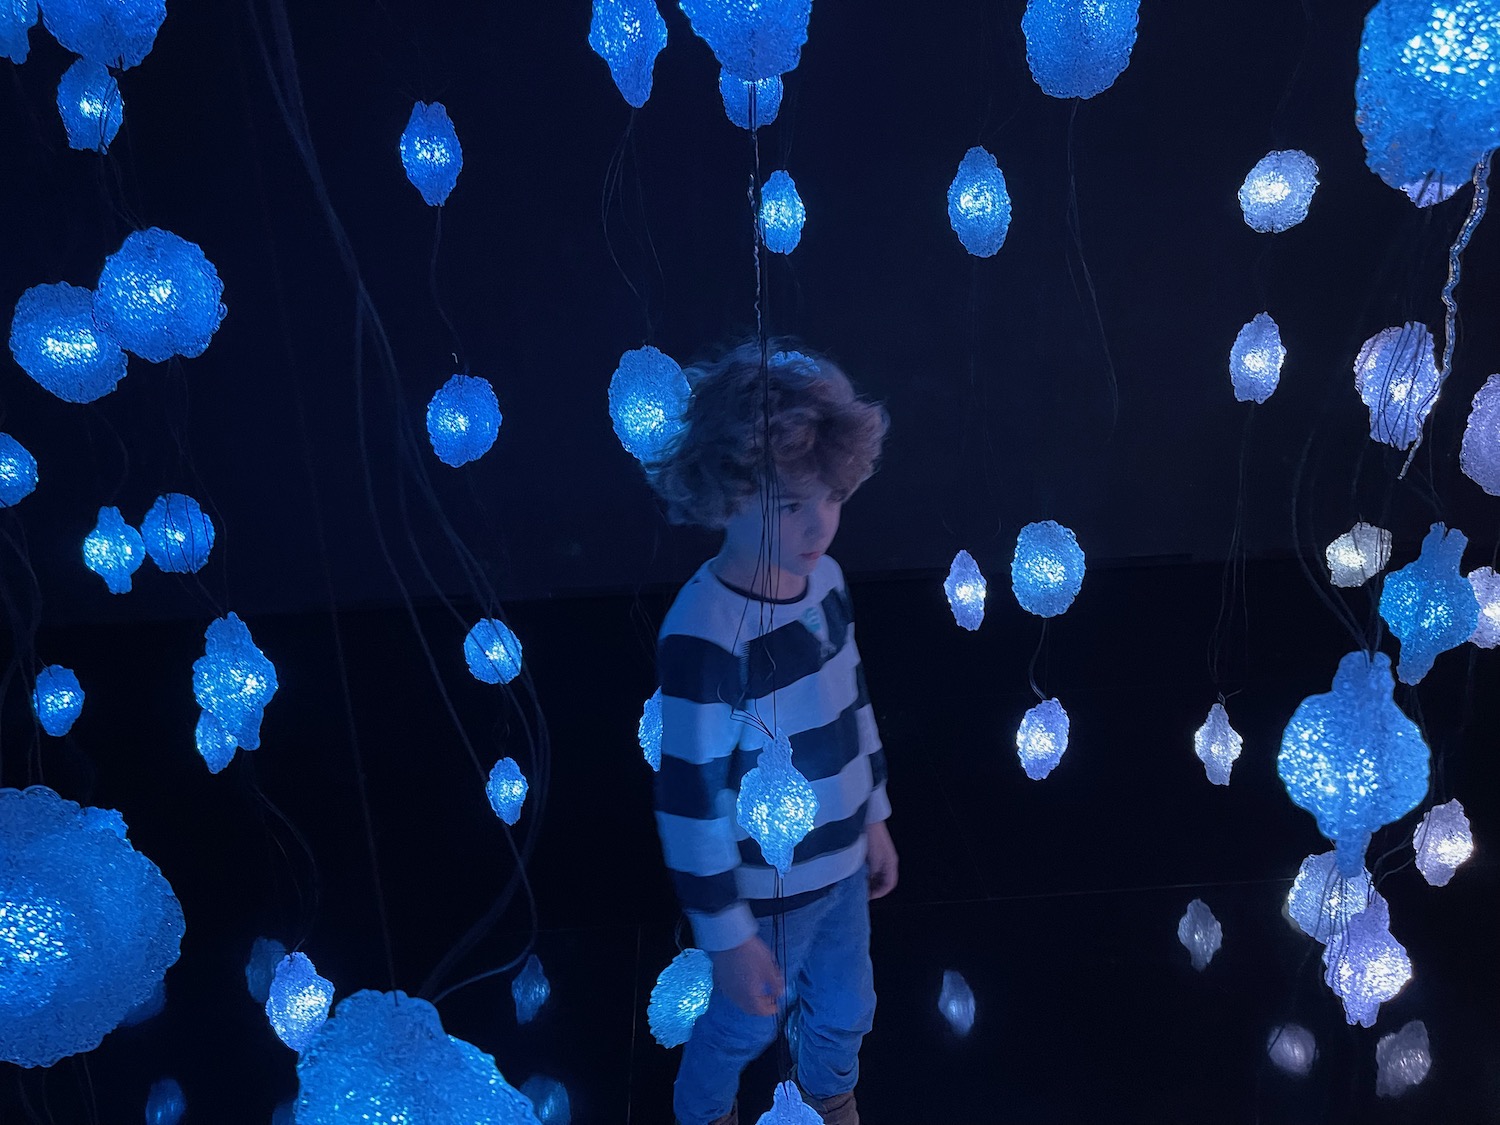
[653,555,890,952]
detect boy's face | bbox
[721,475,846,589]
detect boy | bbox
[644,342,897,1125]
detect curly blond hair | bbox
[644,339,889,529]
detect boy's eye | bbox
[781,503,802,514]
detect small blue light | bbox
[93,228,228,363]
[0,433,39,507]
[83,506,144,594]
[718,71,783,127]
[266,951,334,1053]
[679,0,811,81]
[486,757,529,825]
[1229,312,1286,404]
[39,0,165,68]
[195,710,238,774]
[1021,0,1140,99]
[141,493,215,573]
[1353,323,1440,449]
[145,1077,185,1125]
[1011,520,1086,617]
[426,374,501,467]
[759,169,805,254]
[56,58,123,151]
[400,102,463,207]
[1177,898,1222,972]
[1460,373,1500,495]
[1238,150,1320,233]
[943,549,987,631]
[245,936,287,1004]
[938,970,976,1036]
[647,947,713,1047]
[1379,523,1480,684]
[736,730,818,876]
[608,345,690,462]
[193,612,278,751]
[512,953,550,1025]
[519,1075,572,1125]
[464,618,524,684]
[589,0,668,109]
[2,0,37,63]
[9,282,128,403]
[1193,702,1242,786]
[1016,697,1068,780]
[947,147,1012,258]
[639,688,663,771]
[32,664,84,737]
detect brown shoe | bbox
[695,1102,738,1125]
[801,1090,858,1125]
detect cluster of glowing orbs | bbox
[1287,851,1375,945]
[94,229,228,363]
[943,549,986,631]
[938,970,976,1036]
[486,757,529,825]
[1016,697,1068,780]
[1011,520,1085,617]
[399,102,463,206]
[608,345,690,463]
[520,1075,572,1125]
[1193,702,1242,786]
[1238,151,1320,233]
[246,936,288,1004]
[1177,898,1222,972]
[464,618,524,684]
[679,0,811,81]
[193,613,278,751]
[427,374,502,467]
[1267,1024,1317,1077]
[639,688,663,771]
[759,170,805,254]
[737,731,818,876]
[2,0,36,62]
[267,952,335,1052]
[57,58,123,151]
[145,1078,184,1125]
[1278,651,1429,877]
[32,664,84,736]
[84,506,145,593]
[588,0,668,108]
[1413,798,1473,886]
[1460,374,1500,494]
[647,947,713,1048]
[10,282,128,402]
[1020,0,1139,99]
[0,433,39,506]
[1379,523,1480,684]
[1229,312,1285,404]
[719,72,782,128]
[0,786,185,1067]
[1322,896,1411,1027]
[512,954,550,1025]
[1353,323,1439,450]
[1376,1020,1432,1097]
[1326,521,1392,588]
[946,147,1012,258]
[1469,567,1500,647]
[40,0,165,68]
[756,1081,823,1125]
[141,493,215,573]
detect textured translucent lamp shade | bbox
[120,977,166,1026]
[679,0,811,81]
[195,709,239,774]
[1193,702,1242,786]
[1326,521,1393,588]
[1011,520,1086,617]
[0,433,39,507]
[946,147,1012,258]
[427,374,502,467]
[1229,313,1286,404]
[141,493,215,573]
[193,612,278,750]
[0,786,184,1067]
[943,549,987,631]
[647,947,713,1047]
[1322,896,1411,1027]
[32,664,84,737]
[245,936,289,1004]
[464,618,524,684]
[94,228,228,363]
[1460,373,1500,495]
[84,506,144,594]
[1376,1020,1432,1097]
[486,757,529,825]
[1379,523,1480,684]
[736,730,819,876]
[1356,0,1499,206]
[400,101,463,206]
[1238,150,1320,233]
[9,282,128,402]
[2,0,37,62]
[39,0,165,68]
[756,1081,823,1125]
[1021,0,1140,99]
[639,688,663,771]
[1267,1024,1317,1077]
[938,970,976,1036]
[145,1077,184,1125]
[266,952,335,1052]
[760,170,805,254]
[1177,898,1222,971]
[1279,651,1429,877]
[719,72,783,127]
[57,58,123,151]
[1016,697,1068,780]
[512,954,550,1025]
[1413,798,1473,886]
[1353,323,1439,450]
[588,0,668,108]
[608,345,690,462]
[1469,567,1500,648]
[520,1075,571,1125]
[1287,851,1375,945]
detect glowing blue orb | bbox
[1414,797,1473,886]
[32,665,84,737]
[195,710,239,774]
[2,0,37,62]
[757,1080,823,1124]
[0,433,38,507]
[947,147,1012,258]
[1287,851,1375,945]
[426,374,502,467]
[1376,1019,1431,1096]
[512,954,549,1025]
[639,688,663,771]
[56,58,123,152]
[193,612,278,751]
[83,506,144,594]
[1267,1024,1317,1077]
[1470,566,1500,648]
[1193,702,1242,786]
[647,947,712,1047]
[9,282,128,403]
[39,0,165,68]
[0,786,184,1067]
[1380,523,1480,684]
[1177,898,1222,971]
[736,730,818,876]
[1322,896,1410,1027]
[944,549,986,631]
[759,170,805,254]
[1326,522,1393,588]
[1229,312,1286,404]
[464,618,523,684]
[141,493,215,573]
[1279,651,1429,876]
[1021,0,1140,99]
[1460,373,1500,495]
[1353,323,1440,450]
[1238,150,1320,233]
[939,969,976,1036]
[145,1077,184,1125]
[486,757,529,825]
[679,0,811,81]
[400,102,463,207]
[1016,697,1068,780]
[608,345,689,463]
[267,952,334,1053]
[719,71,783,127]
[520,1075,571,1125]
[93,228,228,363]
[245,936,288,1004]
[588,0,668,108]
[1011,520,1086,617]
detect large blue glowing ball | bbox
[56,58,123,151]
[93,228,228,363]
[1322,896,1411,1027]
[193,612,278,751]
[944,549,987,631]
[608,345,690,462]
[679,0,811,81]
[758,1081,823,1124]
[1460,373,1500,495]
[294,990,542,1124]
[0,786,184,1067]
[1177,898,1222,971]
[512,954,550,1025]
[141,492,215,573]
[195,710,239,774]
[2,0,37,62]
[10,282,128,402]
[736,730,818,876]
[647,947,713,1047]
[939,969,976,1036]
[1193,702,1242,786]
[0,433,39,507]
[1353,323,1440,450]
[1379,523,1480,684]
[400,102,463,206]
[464,618,524,684]
[1011,520,1086,617]
[759,169,805,254]
[83,505,144,594]
[1021,0,1140,99]
[32,664,84,737]
[267,952,335,1053]
[426,374,502,467]
[1279,651,1429,876]
[719,71,783,127]
[1357,0,1499,205]
[947,147,1012,258]
[145,1077,184,1125]
[639,688,663,771]
[588,0,668,108]
[520,1076,571,1125]
[39,0,165,68]
[1016,697,1069,780]
[1229,312,1286,404]
[245,936,288,1004]
[1238,150,1320,233]
[486,757,529,825]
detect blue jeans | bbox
[674,868,876,1125]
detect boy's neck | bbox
[709,550,808,602]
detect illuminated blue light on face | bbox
[83,506,144,594]
[1379,523,1480,683]
[512,954,550,1025]
[947,147,1012,258]
[1229,313,1286,404]
[485,757,529,825]
[193,612,278,751]
[266,951,334,1052]
[1321,895,1410,1027]
[39,0,165,68]
[758,1080,823,1124]
[589,0,668,108]
[1016,697,1068,780]
[944,549,986,631]
[0,433,38,507]
[93,228,228,363]
[1287,851,1374,945]
[194,710,239,774]
[245,936,287,1004]
[32,665,84,737]
[400,102,463,206]
[145,1077,184,1125]
[1011,520,1085,617]
[56,58,123,151]
[759,170,805,254]
[426,374,502,467]
[1460,373,1500,495]
[647,947,713,1047]
[520,1075,572,1125]
[1413,797,1473,886]
[1279,651,1429,876]
[2,0,37,62]
[679,0,811,81]
[736,730,818,876]
[9,282,128,403]
[639,688,663,771]
[719,71,783,127]
[1353,323,1441,450]
[938,970,976,1036]
[1021,0,1140,99]
[1177,898,1222,971]
[464,618,524,684]
[609,346,689,463]
[1238,150,1320,233]
[141,493,215,573]
[1193,702,1242,786]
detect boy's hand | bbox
[866,819,899,899]
[712,935,784,1018]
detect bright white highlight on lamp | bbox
[736,729,818,876]
[1016,697,1068,780]
[1267,1024,1317,1077]
[947,147,1012,258]
[1460,373,1500,495]
[756,1081,823,1125]
[608,346,690,463]
[1229,312,1286,404]
[1468,566,1500,648]
[1353,323,1440,450]
[639,688,663,771]
[400,102,463,206]
[0,433,39,507]
[1325,522,1392,587]
[1413,798,1473,886]
[1178,898,1222,971]
[939,970,976,1036]
[719,72,783,128]
[266,951,334,1053]
[1287,851,1375,945]
[83,506,144,594]
[512,954,550,1025]
[464,619,523,684]
[1379,522,1480,684]
[647,947,713,1047]
[759,170,805,254]
[588,0,669,109]
[32,665,84,737]
[1376,1020,1432,1097]
[1238,151,1320,232]
[1193,702,1242,786]
[943,550,986,631]
[485,757,529,825]
[1322,896,1411,1027]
